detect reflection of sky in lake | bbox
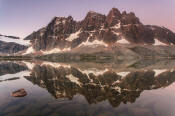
[1,61,175,116]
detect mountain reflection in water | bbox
[0,60,175,116]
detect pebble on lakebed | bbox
[11,89,27,97]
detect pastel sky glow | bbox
[0,0,175,38]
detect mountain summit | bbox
[23,8,175,55]
[1,8,175,56]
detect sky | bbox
[0,0,175,38]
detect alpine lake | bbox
[1,59,175,116]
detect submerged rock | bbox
[11,89,27,97]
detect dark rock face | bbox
[24,8,175,52]
[106,8,122,27]
[121,24,155,44]
[43,16,77,50]
[121,12,141,25]
[0,41,28,54]
[25,16,79,51]
[146,25,175,45]
[24,28,46,51]
[81,11,106,31]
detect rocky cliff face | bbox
[24,8,175,54]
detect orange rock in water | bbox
[11,89,27,97]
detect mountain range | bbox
[1,8,175,57]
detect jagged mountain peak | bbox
[46,15,77,35]
[49,16,69,26]
[106,8,122,27]
[122,11,127,16]
[121,11,141,25]
[107,8,122,19]
[87,10,101,16]
[85,10,106,19]
[81,10,106,31]
[21,8,175,55]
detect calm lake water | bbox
[0,60,175,116]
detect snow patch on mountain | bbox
[154,69,167,77]
[0,36,30,46]
[117,38,130,44]
[66,30,81,42]
[111,22,121,29]
[80,40,108,47]
[23,47,35,55]
[154,39,167,46]
[78,34,108,48]
[113,31,121,36]
[41,47,71,54]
